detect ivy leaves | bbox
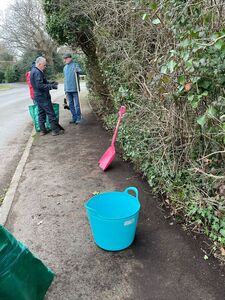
[159,26,225,145]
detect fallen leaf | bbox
[220,247,225,256]
[165,199,170,205]
[184,82,192,92]
[92,191,99,195]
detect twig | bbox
[198,150,225,161]
[190,167,225,179]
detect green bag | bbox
[29,103,60,132]
[0,225,55,300]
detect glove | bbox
[51,84,58,90]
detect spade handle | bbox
[111,106,126,146]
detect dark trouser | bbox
[36,98,58,131]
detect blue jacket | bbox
[30,67,54,102]
[63,61,82,93]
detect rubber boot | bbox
[51,122,64,136]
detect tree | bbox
[4,65,20,83]
[43,0,113,112]
[0,0,57,65]
[0,42,15,81]
[0,71,4,83]
[16,50,40,81]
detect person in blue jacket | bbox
[30,56,64,136]
[63,53,82,124]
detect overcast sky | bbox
[0,0,14,14]
[0,0,14,34]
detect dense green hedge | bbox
[44,0,225,259]
[93,0,225,255]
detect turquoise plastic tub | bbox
[84,187,140,251]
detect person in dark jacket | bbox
[30,56,64,136]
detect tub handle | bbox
[124,187,139,199]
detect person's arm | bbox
[33,72,57,91]
[63,67,67,92]
[76,66,83,75]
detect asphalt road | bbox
[0,83,65,200]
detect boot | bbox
[52,130,64,136]
[58,124,65,131]
[51,122,65,136]
[40,130,48,136]
[39,124,48,136]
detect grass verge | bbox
[0,85,13,91]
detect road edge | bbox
[0,128,35,225]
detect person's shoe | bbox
[40,130,48,136]
[52,130,64,136]
[58,124,65,131]
[69,120,77,124]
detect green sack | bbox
[0,225,55,300]
[29,103,60,132]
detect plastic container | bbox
[0,225,54,300]
[84,187,140,251]
[29,103,59,132]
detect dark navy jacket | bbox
[30,67,54,102]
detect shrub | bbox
[4,65,20,83]
[0,71,4,83]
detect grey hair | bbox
[35,56,46,66]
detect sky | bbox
[0,0,14,14]
[0,0,14,27]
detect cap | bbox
[63,53,72,59]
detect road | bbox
[0,83,65,200]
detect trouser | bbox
[66,92,81,122]
[36,98,58,131]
